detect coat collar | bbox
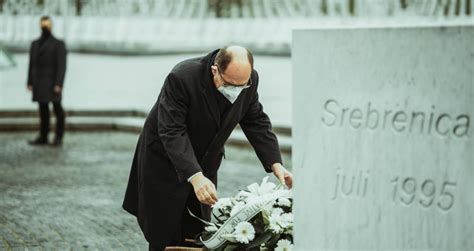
[200,49,220,90]
[37,35,55,57]
[200,49,221,129]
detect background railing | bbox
[0,0,472,55]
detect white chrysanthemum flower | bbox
[233,221,255,244]
[279,213,294,228]
[276,197,292,207]
[281,189,293,198]
[275,239,293,251]
[271,207,284,217]
[268,214,283,234]
[230,202,246,216]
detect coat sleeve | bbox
[55,41,67,87]
[239,71,283,173]
[27,42,35,86]
[157,73,202,183]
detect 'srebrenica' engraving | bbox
[321,99,470,138]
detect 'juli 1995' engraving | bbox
[391,176,457,212]
[331,168,370,201]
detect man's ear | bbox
[211,65,218,75]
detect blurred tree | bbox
[0,0,471,17]
[208,0,244,18]
[349,0,355,15]
[400,0,408,9]
[321,0,328,15]
[208,0,222,17]
[75,0,82,16]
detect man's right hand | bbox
[27,85,32,91]
[190,173,218,206]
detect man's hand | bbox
[27,85,32,91]
[272,163,293,189]
[54,85,62,94]
[190,173,218,206]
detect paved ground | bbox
[0,132,291,250]
[0,53,292,127]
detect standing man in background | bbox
[27,16,67,146]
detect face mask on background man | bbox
[41,27,51,36]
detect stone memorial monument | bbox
[292,25,473,250]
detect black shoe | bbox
[28,137,48,146]
[50,138,62,147]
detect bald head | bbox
[213,46,254,86]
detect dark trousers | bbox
[38,101,65,140]
[149,191,203,251]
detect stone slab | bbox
[293,25,473,250]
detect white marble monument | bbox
[293,25,473,250]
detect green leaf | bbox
[267,234,281,248]
[193,232,204,245]
[262,210,270,224]
[223,243,241,251]
[201,231,214,241]
[251,213,266,234]
[214,243,226,251]
[280,233,293,242]
[243,232,273,250]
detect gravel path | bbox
[0,132,291,250]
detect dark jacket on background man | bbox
[27,34,67,102]
[122,49,282,249]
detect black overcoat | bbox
[27,35,67,102]
[122,50,282,248]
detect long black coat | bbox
[122,50,282,248]
[27,35,67,102]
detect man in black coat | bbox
[123,46,293,250]
[27,16,67,146]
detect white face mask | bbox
[217,85,245,103]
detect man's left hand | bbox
[271,163,293,189]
